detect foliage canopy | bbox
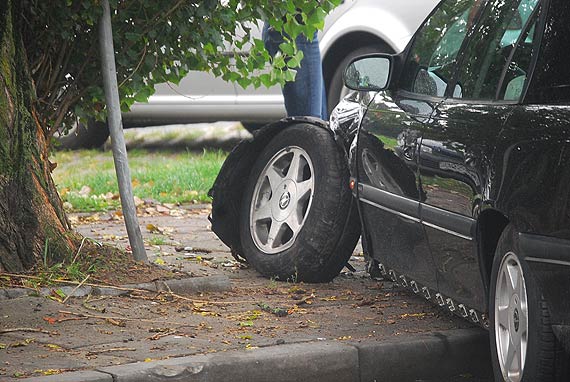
[21,0,339,139]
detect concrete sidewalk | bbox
[1,205,492,381]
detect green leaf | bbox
[55,289,66,299]
[133,88,153,103]
[237,77,251,89]
[283,69,297,83]
[278,42,295,56]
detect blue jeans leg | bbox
[263,24,328,120]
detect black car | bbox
[209,0,570,380]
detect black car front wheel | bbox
[239,124,360,283]
[489,226,568,382]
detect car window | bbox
[400,0,485,98]
[498,6,540,100]
[451,0,539,100]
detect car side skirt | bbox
[357,183,489,328]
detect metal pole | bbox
[99,0,148,262]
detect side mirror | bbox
[343,54,393,92]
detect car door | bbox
[418,0,541,312]
[356,0,481,287]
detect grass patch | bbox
[147,235,169,246]
[51,149,227,212]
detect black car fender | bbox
[208,116,347,257]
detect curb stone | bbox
[0,275,231,300]
[17,328,491,382]
[357,328,491,381]
[2,287,28,300]
[157,275,231,294]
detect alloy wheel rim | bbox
[494,252,528,382]
[249,146,314,254]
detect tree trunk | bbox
[0,0,73,272]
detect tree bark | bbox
[0,0,73,272]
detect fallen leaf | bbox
[146,224,162,233]
[192,306,220,317]
[105,318,126,327]
[34,369,68,376]
[43,316,57,325]
[53,289,67,300]
[287,306,308,315]
[400,313,426,318]
[11,338,35,347]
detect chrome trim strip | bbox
[360,184,420,218]
[360,186,472,240]
[420,203,475,239]
[421,221,473,241]
[525,257,570,267]
[360,198,420,223]
[144,95,284,105]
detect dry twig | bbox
[0,327,58,335]
[58,310,194,327]
[62,274,91,304]
[148,329,177,340]
[86,347,136,356]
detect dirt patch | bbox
[0,237,180,290]
[73,239,179,286]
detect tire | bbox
[239,123,360,282]
[56,119,110,150]
[327,44,391,114]
[489,226,569,382]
